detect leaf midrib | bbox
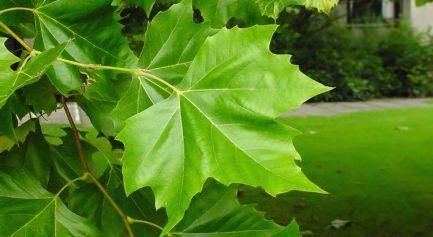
[180,94,297,185]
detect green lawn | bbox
[240,107,433,237]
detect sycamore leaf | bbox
[256,0,339,19]
[0,1,35,37]
[0,167,99,236]
[0,120,35,154]
[68,168,167,237]
[173,180,301,237]
[111,0,216,131]
[0,38,66,110]
[0,124,54,186]
[194,0,271,28]
[0,102,16,141]
[50,130,110,182]
[31,0,138,97]
[118,24,329,234]
[23,77,58,115]
[112,0,157,16]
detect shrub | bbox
[271,9,433,101]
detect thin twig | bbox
[61,96,135,237]
[0,21,33,52]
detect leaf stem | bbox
[128,217,164,231]
[0,7,34,16]
[56,173,89,197]
[0,14,179,94]
[0,21,33,52]
[61,96,135,237]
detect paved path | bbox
[32,98,432,125]
[283,98,432,117]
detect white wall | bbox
[408,0,433,32]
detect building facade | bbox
[338,0,433,32]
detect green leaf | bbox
[67,168,166,237]
[23,77,58,115]
[0,1,35,37]
[0,39,66,110]
[194,0,270,28]
[0,124,54,186]
[0,101,17,141]
[33,0,138,97]
[255,0,339,19]
[0,167,99,236]
[139,0,217,84]
[0,37,20,71]
[0,120,35,153]
[111,0,216,131]
[41,124,68,146]
[173,180,301,237]
[273,219,301,237]
[50,130,109,182]
[77,97,117,136]
[118,25,329,234]
[112,0,157,16]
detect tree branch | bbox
[61,96,135,237]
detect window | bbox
[347,0,403,24]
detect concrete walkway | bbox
[283,98,432,117]
[32,98,432,125]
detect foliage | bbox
[416,0,433,6]
[272,9,433,101]
[0,0,333,236]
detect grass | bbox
[240,107,433,237]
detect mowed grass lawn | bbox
[240,107,433,237]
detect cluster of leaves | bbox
[0,0,333,236]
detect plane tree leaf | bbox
[112,0,157,16]
[0,167,99,236]
[173,180,301,237]
[0,121,35,154]
[67,168,167,237]
[32,0,138,97]
[111,0,217,131]
[0,38,66,110]
[118,24,329,234]
[194,0,271,28]
[22,77,58,115]
[256,0,339,19]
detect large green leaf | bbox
[112,0,157,15]
[0,39,66,110]
[22,77,58,115]
[118,24,329,234]
[256,0,339,19]
[0,167,99,236]
[31,0,137,97]
[194,0,270,28]
[50,129,110,182]
[0,102,16,141]
[67,168,166,237]
[111,0,216,131]
[173,180,301,236]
